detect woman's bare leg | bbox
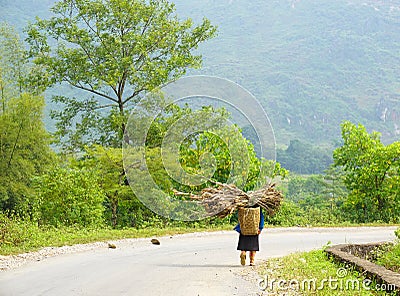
[249,251,256,266]
[240,250,246,266]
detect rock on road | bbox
[0,227,397,296]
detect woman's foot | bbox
[250,251,256,266]
[240,252,246,266]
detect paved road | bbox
[0,227,397,296]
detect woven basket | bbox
[238,207,260,235]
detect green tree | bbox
[0,23,46,98]
[0,24,54,214]
[322,165,347,202]
[122,99,287,221]
[76,146,158,228]
[0,94,54,212]
[322,165,347,219]
[277,139,333,174]
[284,172,346,223]
[136,102,287,193]
[0,23,27,101]
[333,121,400,222]
[26,0,217,150]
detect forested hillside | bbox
[174,0,400,146]
[1,0,399,171]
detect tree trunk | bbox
[118,99,130,144]
[111,195,118,228]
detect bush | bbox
[265,199,344,227]
[265,201,309,226]
[33,167,106,227]
[0,214,39,249]
[396,228,400,240]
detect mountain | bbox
[1,0,400,152]
[173,0,400,148]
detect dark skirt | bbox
[237,233,259,251]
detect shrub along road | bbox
[0,227,397,296]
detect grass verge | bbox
[0,221,233,256]
[375,242,400,273]
[257,249,398,295]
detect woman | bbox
[234,207,264,266]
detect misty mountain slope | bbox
[1,0,399,148]
[174,0,400,146]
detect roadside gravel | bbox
[0,242,108,271]
[0,230,229,271]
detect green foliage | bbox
[76,146,161,228]
[0,23,26,99]
[66,96,281,226]
[122,98,288,221]
[0,213,39,249]
[396,228,400,240]
[49,96,127,150]
[333,121,400,223]
[277,139,333,174]
[0,23,54,214]
[32,167,105,227]
[266,198,344,227]
[375,243,400,273]
[172,0,400,146]
[281,171,348,225]
[178,127,262,192]
[287,174,326,201]
[259,249,391,295]
[0,22,46,95]
[0,94,51,210]
[265,201,308,226]
[322,165,348,204]
[26,0,217,150]
[0,26,55,213]
[132,101,287,191]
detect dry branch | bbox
[173,182,283,218]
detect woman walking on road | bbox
[234,206,264,266]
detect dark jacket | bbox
[234,207,265,234]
